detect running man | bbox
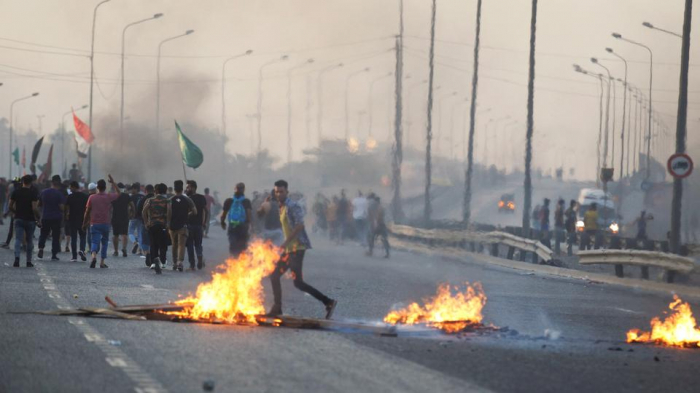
[267,179,337,319]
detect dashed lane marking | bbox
[35,263,167,393]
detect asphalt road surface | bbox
[2,225,699,393]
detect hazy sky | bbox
[0,0,698,180]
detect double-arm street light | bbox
[62,105,89,172]
[316,63,343,145]
[612,32,653,180]
[344,67,370,141]
[606,48,628,179]
[287,58,314,163]
[222,49,253,138]
[121,13,163,147]
[591,58,613,169]
[9,92,39,178]
[256,55,289,156]
[156,30,195,135]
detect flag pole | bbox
[176,122,188,182]
[181,156,188,182]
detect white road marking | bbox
[612,307,644,315]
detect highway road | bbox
[2,225,699,393]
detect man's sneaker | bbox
[122,249,127,258]
[266,305,282,317]
[26,261,34,268]
[89,259,97,268]
[161,260,167,268]
[177,264,183,272]
[13,257,20,267]
[100,262,108,268]
[153,257,162,274]
[51,256,60,261]
[325,299,338,319]
[70,258,78,262]
[131,243,139,254]
[37,249,44,259]
[112,251,118,257]
[0,243,9,249]
[79,251,87,261]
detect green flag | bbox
[12,147,19,165]
[175,121,204,169]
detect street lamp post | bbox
[156,30,195,136]
[344,67,370,141]
[9,93,39,178]
[612,32,653,180]
[606,48,628,179]
[287,58,314,164]
[642,21,682,38]
[256,55,288,157]
[316,63,343,145]
[222,50,253,138]
[368,72,393,139]
[574,65,605,186]
[87,0,112,183]
[591,58,613,169]
[62,105,88,173]
[121,13,163,151]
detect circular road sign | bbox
[667,153,694,179]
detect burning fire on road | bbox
[627,295,700,348]
[384,282,488,333]
[166,241,281,324]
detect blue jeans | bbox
[128,219,139,244]
[14,219,36,260]
[90,223,111,260]
[137,220,150,252]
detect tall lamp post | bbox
[591,58,613,170]
[62,104,89,172]
[606,48,628,179]
[574,65,605,186]
[256,55,288,157]
[87,0,112,182]
[9,93,39,178]
[121,12,163,149]
[222,49,253,138]
[612,32,653,180]
[642,21,682,38]
[287,58,314,164]
[156,30,195,136]
[316,63,343,145]
[344,67,370,141]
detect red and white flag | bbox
[73,110,94,144]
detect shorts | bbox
[112,220,129,236]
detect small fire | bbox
[168,241,281,324]
[626,295,700,348]
[384,282,487,333]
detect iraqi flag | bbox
[73,110,94,144]
[74,135,89,158]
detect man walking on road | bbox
[267,179,337,319]
[65,181,88,262]
[111,183,134,257]
[137,184,154,267]
[352,191,369,245]
[221,182,252,257]
[581,203,599,250]
[167,180,196,272]
[128,183,145,255]
[256,189,283,246]
[185,180,207,270]
[143,183,169,274]
[37,175,66,261]
[367,195,390,258]
[564,200,577,256]
[83,176,120,268]
[554,199,565,255]
[9,175,40,267]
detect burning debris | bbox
[627,295,700,348]
[166,241,281,324]
[384,282,489,333]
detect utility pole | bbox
[391,0,405,222]
[424,0,437,224]
[463,0,483,224]
[670,0,693,256]
[522,0,538,235]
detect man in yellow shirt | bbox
[267,179,337,319]
[582,203,599,250]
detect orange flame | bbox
[384,282,487,333]
[168,240,281,324]
[626,295,700,348]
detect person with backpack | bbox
[142,183,170,274]
[167,180,197,272]
[220,182,252,257]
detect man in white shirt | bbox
[352,191,368,246]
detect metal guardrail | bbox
[578,249,695,283]
[486,231,553,262]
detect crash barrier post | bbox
[577,249,695,283]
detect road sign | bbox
[667,153,694,179]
